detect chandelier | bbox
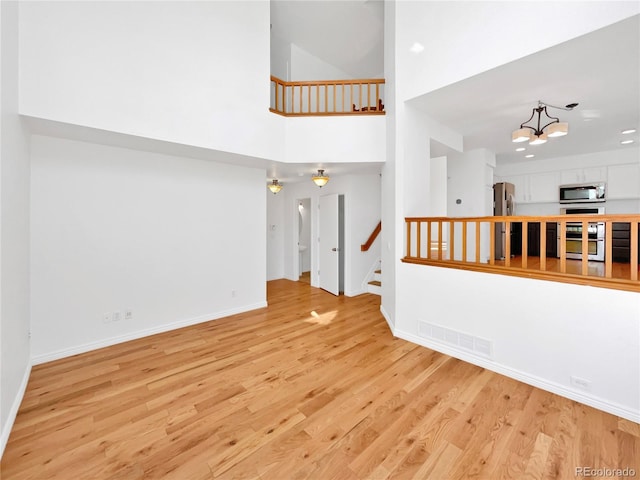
[512,101,578,145]
[312,169,329,187]
[268,179,283,194]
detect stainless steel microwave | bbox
[559,182,606,204]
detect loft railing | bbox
[403,214,640,293]
[270,76,385,116]
[361,221,381,252]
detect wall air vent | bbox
[419,321,493,360]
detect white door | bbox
[319,194,340,295]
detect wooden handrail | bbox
[361,221,382,252]
[270,75,385,116]
[403,214,640,292]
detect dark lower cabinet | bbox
[511,222,522,256]
[508,221,636,263]
[523,222,558,257]
[509,221,558,258]
[546,222,558,258]
[612,222,640,263]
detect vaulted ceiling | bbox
[268,3,638,182]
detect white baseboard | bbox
[380,305,394,332]
[344,288,366,297]
[0,362,32,460]
[31,302,267,365]
[395,328,640,424]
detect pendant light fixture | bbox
[312,169,329,187]
[512,101,577,145]
[268,179,283,194]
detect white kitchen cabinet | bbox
[560,167,606,185]
[504,175,527,204]
[500,172,559,204]
[607,163,640,199]
[528,172,560,203]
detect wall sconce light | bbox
[268,179,283,194]
[312,169,329,187]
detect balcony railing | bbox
[270,76,385,116]
[403,215,640,293]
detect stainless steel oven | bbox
[558,206,605,261]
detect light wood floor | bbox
[299,271,311,284]
[2,280,639,479]
[495,256,639,281]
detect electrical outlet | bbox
[103,312,112,324]
[570,375,591,391]
[124,309,133,320]
[231,290,237,298]
[113,311,122,322]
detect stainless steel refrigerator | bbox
[493,182,515,260]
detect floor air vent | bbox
[419,321,493,360]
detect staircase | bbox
[367,269,381,295]
[361,221,382,296]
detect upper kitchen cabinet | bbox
[507,172,560,204]
[528,172,560,203]
[607,163,640,199]
[560,166,606,185]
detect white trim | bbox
[380,305,394,331]
[366,283,382,296]
[361,257,381,293]
[0,363,32,460]
[344,288,367,297]
[31,302,267,365]
[395,328,640,424]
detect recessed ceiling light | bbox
[515,147,525,152]
[622,129,637,134]
[409,42,424,53]
[621,139,634,145]
[525,154,535,158]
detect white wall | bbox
[447,148,495,217]
[270,36,353,82]
[397,264,640,422]
[284,116,386,164]
[290,43,353,81]
[396,1,640,101]
[387,2,640,422]
[299,198,312,272]
[0,0,32,458]
[281,174,381,296]
[429,156,447,216]
[446,149,495,262]
[270,34,291,81]
[30,135,266,362]
[381,0,399,329]
[19,1,283,162]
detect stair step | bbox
[368,267,381,295]
[373,269,382,282]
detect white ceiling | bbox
[270,0,384,78]
[268,0,385,185]
[268,4,639,183]
[415,15,640,166]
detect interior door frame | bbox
[318,193,345,295]
[295,197,311,279]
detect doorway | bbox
[319,194,344,296]
[297,198,311,282]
